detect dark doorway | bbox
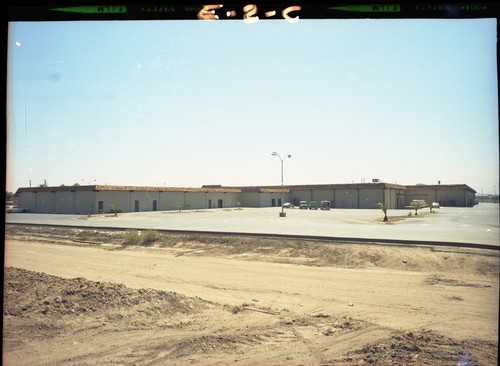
[271,198,276,207]
[135,200,139,212]
[218,199,223,208]
[153,200,157,211]
[98,201,104,213]
[208,199,212,209]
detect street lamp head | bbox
[287,154,292,158]
[271,152,278,156]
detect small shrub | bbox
[123,230,140,245]
[109,203,119,216]
[141,230,160,245]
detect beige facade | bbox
[15,183,476,214]
[404,184,477,207]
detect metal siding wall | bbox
[75,191,96,214]
[223,193,241,208]
[185,192,205,210]
[205,192,225,209]
[359,189,383,209]
[129,191,161,212]
[96,191,131,213]
[159,192,184,210]
[406,187,470,207]
[291,189,312,202]
[36,192,54,213]
[260,193,272,207]
[19,192,37,212]
[54,191,74,213]
[311,189,334,203]
[334,189,358,208]
[404,188,431,206]
[241,192,259,207]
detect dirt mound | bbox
[337,330,498,365]
[3,267,210,336]
[4,267,208,319]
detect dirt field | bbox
[3,225,499,365]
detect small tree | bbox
[410,200,425,215]
[109,203,119,216]
[377,202,388,222]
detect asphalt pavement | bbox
[5,203,499,246]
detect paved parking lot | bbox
[6,203,499,246]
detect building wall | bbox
[381,188,405,209]
[184,192,206,210]
[75,191,97,214]
[241,192,260,207]
[130,191,159,212]
[95,191,131,213]
[221,192,241,208]
[54,191,75,213]
[18,191,37,213]
[404,186,475,207]
[36,192,55,213]
[15,184,475,214]
[334,189,359,208]
[259,192,275,207]
[289,188,402,209]
[311,189,335,203]
[359,189,383,209]
[291,189,313,204]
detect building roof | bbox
[15,182,475,195]
[15,185,242,194]
[226,183,407,191]
[405,184,477,193]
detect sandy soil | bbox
[3,225,499,365]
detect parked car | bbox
[431,202,440,209]
[308,200,319,210]
[405,199,429,209]
[5,205,29,213]
[282,202,294,208]
[299,201,308,209]
[320,200,331,210]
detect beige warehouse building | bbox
[15,182,476,215]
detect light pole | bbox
[271,152,291,216]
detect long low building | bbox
[14,182,477,214]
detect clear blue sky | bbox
[6,18,499,194]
